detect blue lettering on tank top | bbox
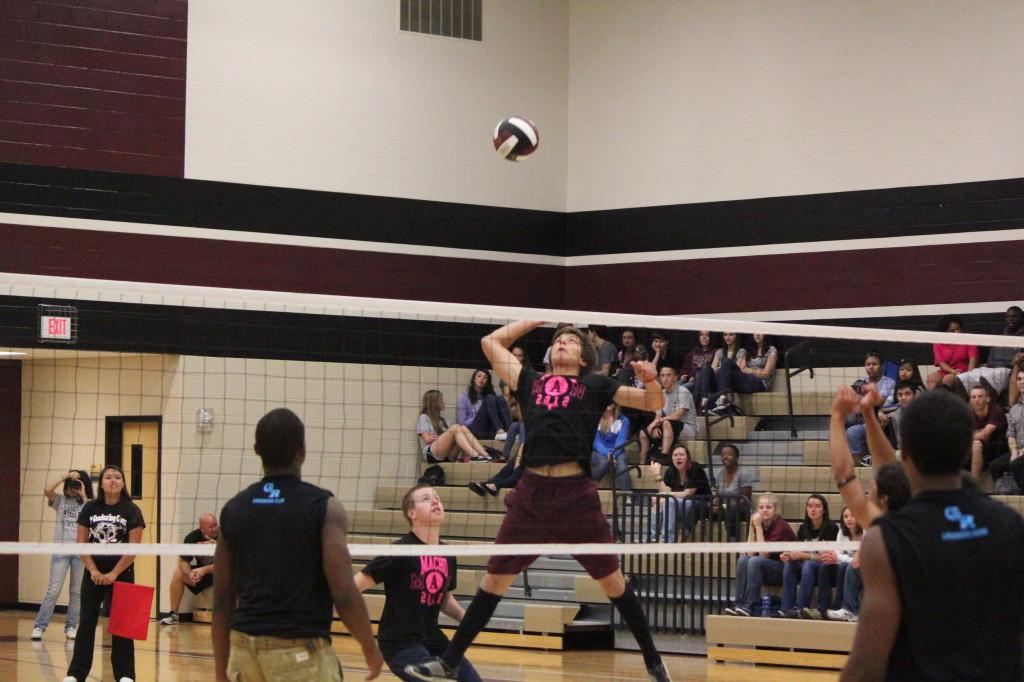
[941,505,989,541]
[252,482,286,505]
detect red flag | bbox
[108,582,154,641]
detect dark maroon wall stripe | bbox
[0,223,566,308]
[565,240,1024,314]
[0,0,186,177]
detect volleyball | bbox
[493,116,539,161]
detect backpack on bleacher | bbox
[418,464,446,487]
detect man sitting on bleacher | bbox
[355,485,479,682]
[956,306,1024,398]
[160,513,218,625]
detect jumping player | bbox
[406,321,672,681]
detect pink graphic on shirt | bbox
[409,555,449,606]
[533,374,587,410]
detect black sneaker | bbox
[782,608,802,619]
[467,482,487,498]
[732,606,751,617]
[859,454,872,467]
[404,657,457,681]
[648,662,673,681]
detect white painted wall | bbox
[567,0,1024,211]
[186,0,569,212]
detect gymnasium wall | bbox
[17,350,476,611]
[566,0,1024,212]
[185,0,569,212]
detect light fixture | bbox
[196,408,215,433]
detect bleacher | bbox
[355,362,1021,658]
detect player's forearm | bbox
[643,382,662,411]
[861,409,896,470]
[830,415,856,483]
[483,320,544,350]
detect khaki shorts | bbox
[227,630,342,682]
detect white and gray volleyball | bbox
[493,117,539,161]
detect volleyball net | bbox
[3,279,1019,629]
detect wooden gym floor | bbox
[0,610,839,681]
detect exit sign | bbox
[37,304,78,344]
[40,316,72,340]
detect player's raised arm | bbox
[613,360,662,412]
[831,386,881,528]
[858,383,898,471]
[481,320,544,390]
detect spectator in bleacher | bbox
[845,352,896,467]
[617,329,639,371]
[723,493,797,617]
[457,370,512,441]
[897,359,926,393]
[354,485,480,681]
[713,443,757,540]
[467,450,522,498]
[955,306,1024,398]
[649,445,710,542]
[825,507,863,622]
[990,367,1024,491]
[777,494,840,619]
[878,380,918,450]
[616,345,649,439]
[418,390,493,463]
[497,346,529,462]
[591,403,633,491]
[926,316,979,390]
[711,333,778,416]
[584,325,618,376]
[967,385,1007,481]
[680,331,716,410]
[639,366,697,472]
[650,331,680,374]
[699,332,744,413]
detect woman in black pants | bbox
[65,464,145,682]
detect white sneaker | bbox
[159,612,179,625]
[62,677,76,682]
[30,627,43,640]
[494,430,507,441]
[119,678,135,682]
[65,626,77,640]
[826,607,856,622]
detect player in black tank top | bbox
[842,390,1024,681]
[406,322,674,682]
[212,408,383,681]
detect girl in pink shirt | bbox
[927,316,978,389]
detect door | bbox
[107,419,161,618]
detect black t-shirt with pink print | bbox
[516,366,621,470]
[361,532,458,659]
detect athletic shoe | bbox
[404,657,457,680]
[826,608,857,622]
[780,607,801,619]
[731,606,751,617]
[859,454,872,467]
[65,627,77,640]
[468,454,491,462]
[648,662,673,681]
[493,430,508,441]
[30,627,43,640]
[159,612,179,626]
[468,482,487,498]
[484,446,503,460]
[119,678,135,682]
[62,677,76,682]
[802,607,823,620]
[722,607,737,616]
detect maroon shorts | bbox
[486,471,618,579]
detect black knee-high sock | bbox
[610,583,662,670]
[442,588,502,669]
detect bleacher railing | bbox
[611,492,751,635]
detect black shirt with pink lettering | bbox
[516,365,621,470]
[361,532,458,659]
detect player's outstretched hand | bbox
[631,360,657,384]
[362,643,384,680]
[832,386,859,418]
[859,382,880,413]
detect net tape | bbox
[0,540,860,557]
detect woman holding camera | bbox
[32,470,93,641]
